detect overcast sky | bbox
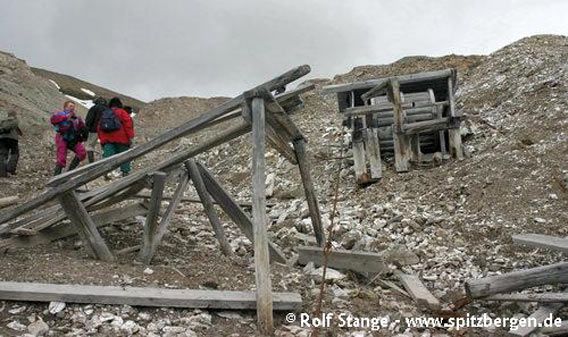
[1,0,567,102]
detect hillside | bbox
[0,35,567,336]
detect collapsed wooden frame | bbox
[322,69,464,185]
[0,65,326,335]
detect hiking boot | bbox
[87,151,95,164]
[68,157,81,171]
[53,165,63,176]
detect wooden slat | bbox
[0,281,302,311]
[397,272,441,311]
[402,118,449,135]
[512,234,568,254]
[297,246,387,274]
[484,293,568,303]
[196,162,287,264]
[366,128,382,179]
[292,139,325,247]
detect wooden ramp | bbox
[0,281,302,311]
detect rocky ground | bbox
[0,34,567,336]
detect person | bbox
[51,101,88,176]
[0,110,22,177]
[98,97,134,177]
[84,97,107,163]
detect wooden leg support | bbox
[448,128,463,160]
[366,127,382,180]
[186,160,232,256]
[58,191,115,262]
[138,172,167,264]
[292,139,325,247]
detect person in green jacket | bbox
[0,110,22,177]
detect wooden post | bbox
[144,169,191,264]
[138,172,167,263]
[366,127,382,180]
[447,76,463,160]
[292,139,325,247]
[58,191,115,262]
[410,135,422,163]
[352,118,368,184]
[429,88,447,156]
[389,79,411,172]
[250,97,273,335]
[186,160,232,256]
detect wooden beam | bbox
[465,262,568,299]
[366,128,382,179]
[0,281,302,311]
[292,139,325,247]
[396,272,441,311]
[401,117,449,135]
[447,75,463,160]
[58,191,115,261]
[144,170,191,264]
[509,304,564,337]
[0,196,19,209]
[0,203,148,252]
[297,246,387,274]
[512,234,568,254]
[196,162,287,264]
[186,160,232,256]
[250,97,274,335]
[138,172,167,264]
[389,79,411,172]
[540,320,568,336]
[484,292,568,303]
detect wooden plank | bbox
[0,281,302,311]
[186,160,232,256]
[260,90,305,141]
[143,170,191,264]
[58,191,115,261]
[0,203,148,251]
[132,192,266,208]
[352,139,368,183]
[396,272,441,311]
[465,262,568,299]
[402,117,449,135]
[512,234,568,254]
[366,128,382,179]
[196,162,287,264]
[0,196,19,209]
[484,293,568,303]
[410,135,422,163]
[344,105,438,118]
[541,320,568,336]
[509,303,563,336]
[292,139,325,246]
[430,87,447,156]
[250,97,274,335]
[297,246,387,274]
[447,75,463,160]
[389,79,411,172]
[138,172,167,263]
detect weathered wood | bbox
[196,162,287,264]
[0,281,302,311]
[138,172,167,263]
[366,128,382,179]
[132,192,266,208]
[389,79,411,172]
[431,87,447,155]
[0,203,148,251]
[484,293,568,303]
[396,272,441,311]
[540,320,568,336]
[344,105,439,118]
[512,234,568,254]
[352,139,367,183]
[297,246,387,274]
[250,97,273,335]
[58,191,115,261]
[143,170,191,264]
[292,139,325,247]
[410,135,422,163]
[261,90,305,141]
[87,179,148,212]
[447,75,463,160]
[0,196,19,209]
[465,262,568,299]
[186,160,232,256]
[402,117,449,135]
[509,303,564,337]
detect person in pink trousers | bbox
[50,101,88,176]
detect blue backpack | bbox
[99,108,122,132]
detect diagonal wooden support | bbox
[292,139,325,247]
[195,162,287,264]
[186,160,232,256]
[138,172,167,263]
[143,169,191,264]
[250,96,274,336]
[58,191,115,261]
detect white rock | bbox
[143,267,154,275]
[48,301,66,314]
[27,319,49,336]
[7,320,27,331]
[309,267,346,281]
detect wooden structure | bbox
[322,69,464,185]
[0,65,325,336]
[465,232,568,336]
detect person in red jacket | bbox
[97,97,134,177]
